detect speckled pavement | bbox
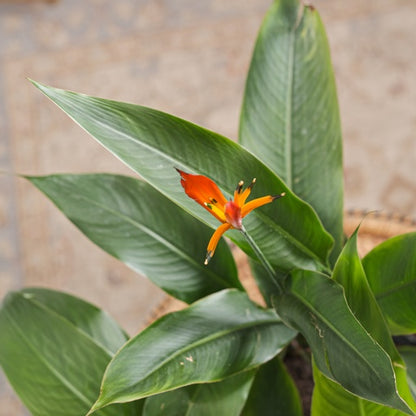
[0,1,415,414]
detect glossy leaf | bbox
[239,0,343,259]
[90,289,296,413]
[18,287,128,354]
[332,228,416,412]
[0,289,139,416]
[362,233,416,335]
[272,269,415,415]
[27,174,241,303]
[241,357,302,416]
[312,361,408,416]
[143,370,255,416]
[31,81,333,273]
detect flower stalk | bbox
[240,225,284,294]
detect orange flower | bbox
[177,169,285,264]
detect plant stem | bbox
[240,226,283,294]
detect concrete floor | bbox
[0,0,415,414]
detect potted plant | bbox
[1,0,415,415]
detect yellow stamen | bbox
[236,180,244,193]
[233,180,244,203]
[237,178,256,205]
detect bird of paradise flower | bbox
[176,169,285,265]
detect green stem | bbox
[240,226,283,294]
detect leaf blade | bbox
[239,0,343,259]
[399,347,416,402]
[332,228,416,412]
[18,287,128,354]
[273,269,415,415]
[91,289,296,412]
[241,357,302,416]
[362,232,416,335]
[31,81,333,273]
[0,289,138,416]
[312,361,408,416]
[143,370,255,416]
[27,174,241,303]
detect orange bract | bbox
[177,169,227,223]
[176,169,284,264]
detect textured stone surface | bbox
[0,0,415,413]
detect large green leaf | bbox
[312,361,408,416]
[19,287,128,354]
[272,269,415,415]
[241,357,302,416]
[31,81,333,274]
[239,0,343,259]
[142,370,255,416]
[332,228,416,412]
[89,289,296,413]
[362,233,416,335]
[0,289,139,416]
[27,174,241,303]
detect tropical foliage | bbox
[1,0,415,415]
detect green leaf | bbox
[19,287,128,354]
[90,289,296,412]
[31,80,333,273]
[312,361,408,416]
[332,228,390,345]
[143,370,255,416]
[0,289,139,416]
[27,174,241,303]
[239,0,343,259]
[399,347,416,402]
[272,269,415,415]
[362,233,416,335]
[241,357,302,416]
[332,228,416,412]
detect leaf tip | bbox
[27,78,43,89]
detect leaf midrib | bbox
[283,3,304,190]
[106,316,283,401]
[284,26,296,190]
